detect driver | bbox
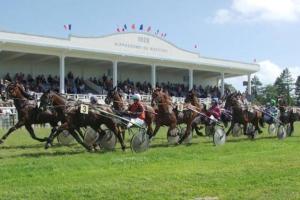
[90,96,98,105]
[123,94,145,128]
[207,98,221,121]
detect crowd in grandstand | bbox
[1,72,225,98]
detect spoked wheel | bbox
[232,123,242,137]
[268,123,278,135]
[57,130,74,145]
[130,128,150,153]
[167,127,180,145]
[246,123,257,139]
[179,127,193,144]
[97,129,117,151]
[213,128,226,146]
[286,124,292,136]
[277,125,287,140]
[83,127,99,147]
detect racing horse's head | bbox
[105,87,118,105]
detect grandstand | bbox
[0,30,259,97]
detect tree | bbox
[224,83,236,93]
[295,76,300,106]
[251,75,262,97]
[274,68,294,105]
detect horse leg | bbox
[108,124,126,151]
[226,122,234,136]
[45,123,67,149]
[179,121,192,144]
[0,121,24,144]
[25,124,48,142]
[149,123,161,139]
[290,121,294,135]
[255,118,263,134]
[76,128,85,140]
[193,123,203,136]
[146,123,153,137]
[66,128,91,151]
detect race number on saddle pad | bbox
[80,104,89,114]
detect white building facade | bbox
[0,31,259,95]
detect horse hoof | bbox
[45,144,50,149]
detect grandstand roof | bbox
[0,30,259,75]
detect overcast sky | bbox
[0,0,300,90]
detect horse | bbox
[104,87,156,138]
[177,89,204,141]
[224,92,263,138]
[150,88,178,141]
[278,105,299,136]
[0,82,59,144]
[40,91,126,151]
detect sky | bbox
[0,0,300,90]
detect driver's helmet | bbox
[131,94,141,101]
[90,96,97,104]
[271,99,276,106]
[211,98,218,105]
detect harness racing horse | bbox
[224,93,263,139]
[0,82,59,144]
[278,105,299,136]
[40,91,126,151]
[104,87,156,138]
[150,88,178,142]
[177,89,204,141]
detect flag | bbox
[122,28,125,32]
[161,33,164,37]
[155,29,159,35]
[124,24,127,30]
[131,24,135,30]
[139,24,143,31]
[194,44,198,48]
[147,26,151,32]
[64,24,71,30]
[253,58,257,63]
[164,33,167,37]
[117,28,120,32]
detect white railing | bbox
[2,93,212,107]
[0,107,17,129]
[34,93,212,105]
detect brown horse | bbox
[150,88,178,141]
[176,89,204,142]
[278,106,299,136]
[40,91,126,151]
[104,87,156,137]
[224,93,263,138]
[0,82,59,144]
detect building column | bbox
[151,64,156,89]
[59,55,65,94]
[189,69,193,90]
[247,73,252,95]
[112,60,118,87]
[221,72,225,97]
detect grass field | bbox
[0,123,300,200]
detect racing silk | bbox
[265,106,278,117]
[208,105,221,120]
[128,102,145,120]
[264,106,278,124]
